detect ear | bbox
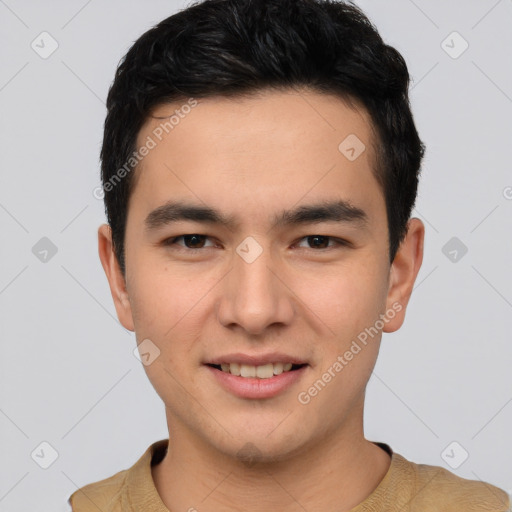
[98,224,135,331]
[383,217,424,333]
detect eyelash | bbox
[162,234,350,252]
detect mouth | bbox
[203,355,309,399]
[206,362,307,379]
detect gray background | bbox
[1,0,511,510]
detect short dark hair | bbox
[101,0,425,275]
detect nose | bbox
[216,240,295,336]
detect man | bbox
[69,0,510,510]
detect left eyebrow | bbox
[144,198,368,232]
[272,199,368,229]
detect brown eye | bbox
[297,235,338,249]
[164,234,214,249]
[306,235,330,249]
[182,234,207,248]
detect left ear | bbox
[383,217,424,333]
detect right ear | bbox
[97,224,135,331]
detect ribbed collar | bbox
[123,439,400,511]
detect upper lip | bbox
[205,352,308,366]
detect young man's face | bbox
[99,88,423,462]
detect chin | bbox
[209,427,310,466]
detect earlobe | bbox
[97,224,135,332]
[383,218,424,333]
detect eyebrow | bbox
[144,199,368,232]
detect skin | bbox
[98,88,424,512]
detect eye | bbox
[164,234,215,250]
[162,234,349,252]
[296,235,348,250]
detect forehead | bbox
[129,88,383,227]
[138,87,376,159]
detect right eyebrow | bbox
[145,201,238,232]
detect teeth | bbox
[230,363,241,376]
[273,362,284,375]
[218,362,299,379]
[240,364,256,378]
[256,363,273,379]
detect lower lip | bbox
[205,365,308,399]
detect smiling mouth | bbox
[206,362,307,379]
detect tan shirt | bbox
[69,439,510,511]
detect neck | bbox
[152,406,391,512]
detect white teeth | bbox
[272,362,284,375]
[240,364,256,378]
[256,363,274,379]
[218,362,300,378]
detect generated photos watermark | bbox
[298,301,403,405]
[93,97,198,200]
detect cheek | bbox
[128,263,210,336]
[293,258,389,340]
[128,268,207,402]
